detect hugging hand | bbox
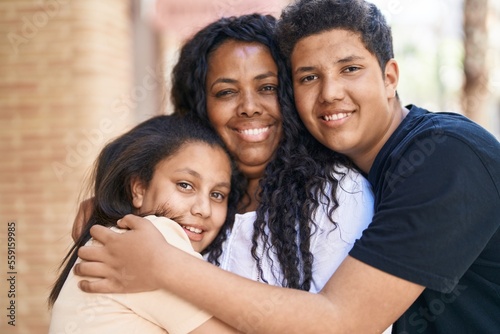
[75,214,168,294]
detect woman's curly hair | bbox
[172,13,354,291]
[253,64,353,290]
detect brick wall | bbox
[0,1,133,332]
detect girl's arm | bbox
[76,215,424,333]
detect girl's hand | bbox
[74,214,168,293]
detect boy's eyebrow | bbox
[337,55,365,63]
[294,55,365,74]
[294,66,316,75]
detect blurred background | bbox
[0,0,498,332]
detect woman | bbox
[171,13,374,291]
[75,14,373,295]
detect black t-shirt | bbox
[349,105,500,333]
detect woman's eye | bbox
[215,90,235,98]
[260,85,277,93]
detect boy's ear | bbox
[130,176,146,209]
[384,58,399,99]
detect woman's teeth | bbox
[240,127,269,135]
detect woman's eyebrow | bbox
[209,77,238,89]
[254,71,278,81]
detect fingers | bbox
[78,243,107,262]
[89,224,116,244]
[117,214,152,230]
[78,279,124,294]
[76,262,139,294]
[74,261,111,278]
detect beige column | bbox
[0,1,133,332]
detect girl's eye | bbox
[178,182,193,191]
[300,74,318,83]
[211,192,226,201]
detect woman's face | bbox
[206,40,283,179]
[131,142,232,252]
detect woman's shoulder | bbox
[331,164,371,194]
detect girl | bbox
[48,115,244,333]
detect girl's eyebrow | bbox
[215,182,231,190]
[174,168,202,179]
[174,168,231,189]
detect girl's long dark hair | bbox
[48,115,244,306]
[170,14,355,291]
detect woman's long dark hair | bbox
[255,77,353,290]
[171,14,353,291]
[48,115,244,306]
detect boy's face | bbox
[290,29,399,172]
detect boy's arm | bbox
[76,215,424,333]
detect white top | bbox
[49,216,212,334]
[215,167,374,292]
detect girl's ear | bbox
[130,176,146,209]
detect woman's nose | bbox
[238,91,263,117]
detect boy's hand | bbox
[75,214,168,293]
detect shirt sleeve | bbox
[350,135,500,293]
[111,216,213,334]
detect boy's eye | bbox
[343,66,360,73]
[300,74,318,83]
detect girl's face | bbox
[205,40,283,180]
[131,142,232,252]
